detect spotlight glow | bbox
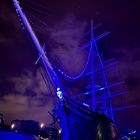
[58,129,62,134]
[11,124,15,129]
[57,87,60,91]
[40,123,45,128]
[56,87,63,99]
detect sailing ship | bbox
[1,0,130,139]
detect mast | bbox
[90,19,96,110]
[12,0,59,92]
[12,0,69,139]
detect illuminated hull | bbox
[60,97,114,140]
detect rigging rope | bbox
[55,45,93,80]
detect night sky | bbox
[0,0,140,136]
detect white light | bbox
[58,129,62,134]
[57,91,63,99]
[83,103,89,107]
[57,87,60,91]
[84,92,89,95]
[99,87,105,91]
[11,124,15,129]
[40,123,45,128]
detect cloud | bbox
[7,68,57,107]
[9,69,49,95]
[0,94,54,124]
[0,68,56,124]
[47,15,88,74]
